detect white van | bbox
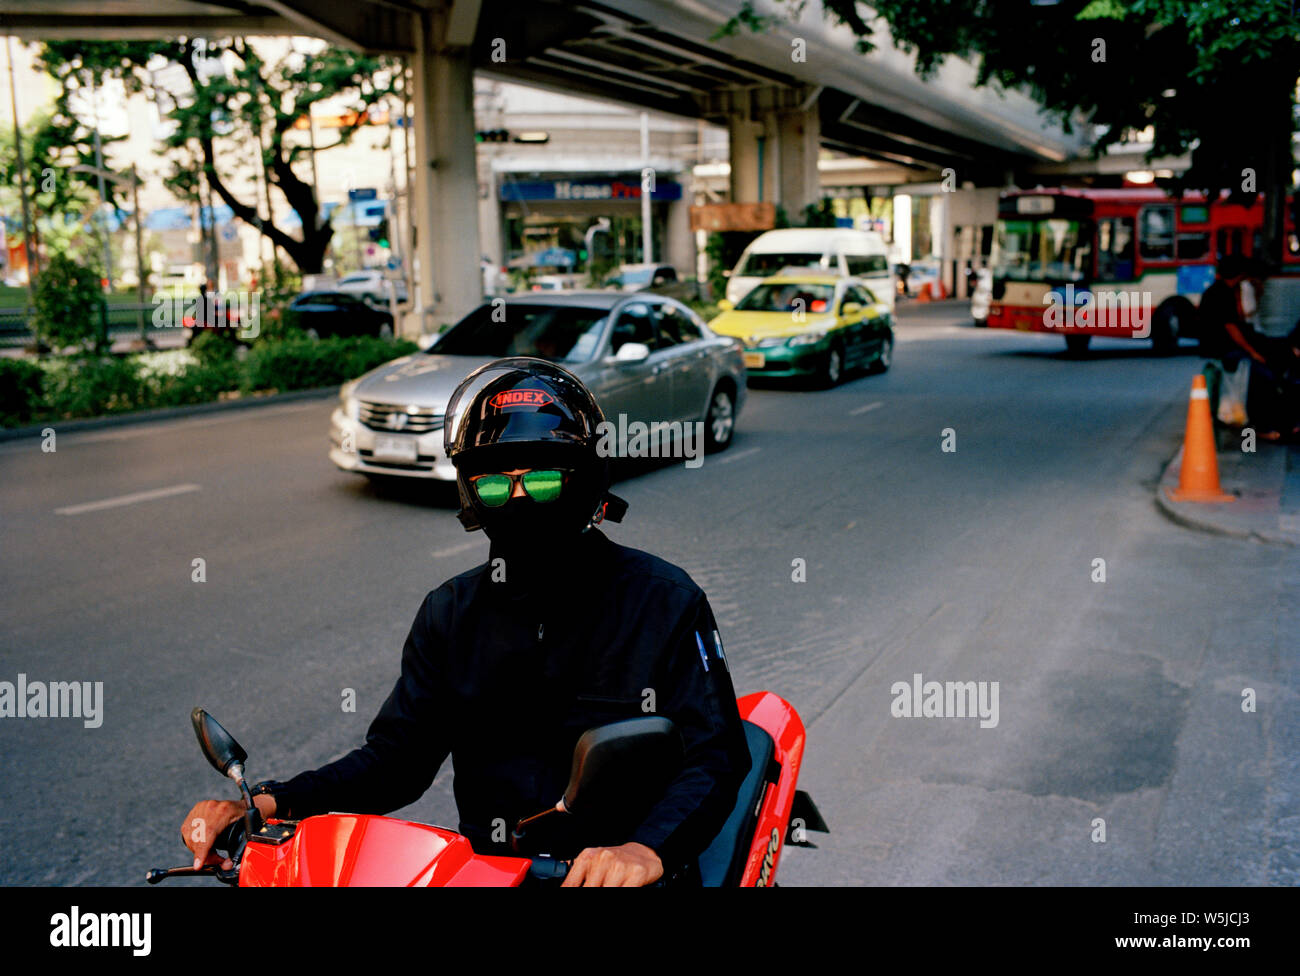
[725,228,894,308]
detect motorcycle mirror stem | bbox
[191,708,263,837]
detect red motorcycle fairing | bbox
[240,814,531,887]
[235,691,807,887]
[735,691,806,887]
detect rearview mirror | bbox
[192,707,247,780]
[613,342,650,363]
[562,716,681,814]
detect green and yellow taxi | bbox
[707,272,894,386]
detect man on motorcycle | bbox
[182,358,752,886]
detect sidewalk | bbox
[1156,435,1300,546]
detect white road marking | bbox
[850,401,884,416]
[55,483,201,516]
[432,539,487,559]
[718,447,762,465]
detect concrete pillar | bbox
[727,96,763,203]
[665,196,694,276]
[723,89,821,217]
[408,2,482,339]
[775,103,821,220]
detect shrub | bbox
[149,359,241,408]
[41,356,145,419]
[30,254,106,353]
[189,328,239,364]
[0,358,46,427]
[242,335,417,394]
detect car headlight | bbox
[339,380,360,419]
[786,332,826,346]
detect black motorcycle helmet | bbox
[443,357,627,534]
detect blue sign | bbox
[1177,264,1216,297]
[533,247,576,267]
[501,178,682,203]
[348,188,378,203]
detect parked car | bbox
[605,263,696,302]
[335,269,408,304]
[528,274,582,292]
[708,272,894,386]
[725,228,894,310]
[288,291,395,339]
[328,292,746,480]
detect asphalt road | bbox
[2,304,1296,886]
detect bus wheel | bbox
[1065,334,1091,356]
[1151,302,1184,356]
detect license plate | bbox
[743,352,765,369]
[372,434,418,462]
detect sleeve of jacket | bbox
[627,591,752,868]
[271,590,451,820]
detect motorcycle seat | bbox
[697,719,776,887]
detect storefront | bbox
[492,173,694,282]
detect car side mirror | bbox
[716,299,734,312]
[841,301,863,316]
[612,341,650,363]
[562,716,681,814]
[192,708,247,780]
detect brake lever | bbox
[145,862,240,885]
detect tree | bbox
[723,1,1299,263]
[30,253,104,353]
[35,39,401,274]
[0,106,105,263]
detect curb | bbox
[1153,449,1298,548]
[0,385,339,442]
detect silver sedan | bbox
[329,292,747,480]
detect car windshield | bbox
[991,219,1092,282]
[736,282,836,313]
[429,303,610,363]
[738,252,826,275]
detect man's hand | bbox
[180,795,276,871]
[562,842,663,887]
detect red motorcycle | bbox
[148,693,825,887]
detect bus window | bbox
[991,218,1090,281]
[1097,217,1135,281]
[1139,206,1175,260]
[1217,226,1248,260]
[1177,232,1210,261]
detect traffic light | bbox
[368,218,390,249]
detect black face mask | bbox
[476,475,600,588]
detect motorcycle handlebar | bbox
[527,857,570,883]
[215,818,245,856]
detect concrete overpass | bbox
[3,0,1090,329]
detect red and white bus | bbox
[980,188,1300,354]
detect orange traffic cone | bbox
[1167,374,1234,503]
[917,282,932,302]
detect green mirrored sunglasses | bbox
[470,469,567,507]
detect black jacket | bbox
[271,528,751,870]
